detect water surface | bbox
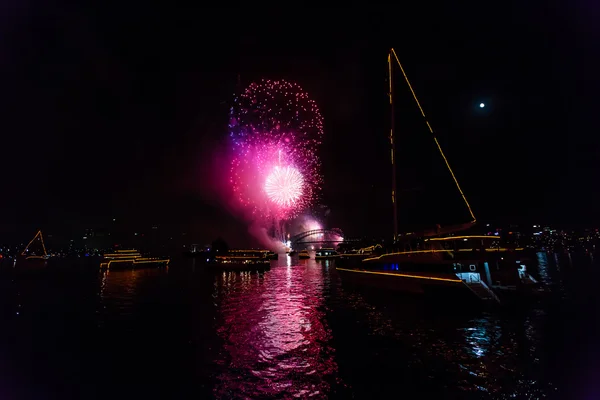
[0,253,598,399]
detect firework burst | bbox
[229,79,323,220]
[265,166,304,208]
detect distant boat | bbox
[183,243,210,258]
[100,249,169,270]
[210,249,272,272]
[20,230,49,260]
[15,230,49,271]
[315,248,339,260]
[298,250,310,259]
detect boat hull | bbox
[336,254,371,267]
[100,260,169,270]
[336,267,481,301]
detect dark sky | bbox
[0,4,598,245]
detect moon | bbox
[479,103,485,108]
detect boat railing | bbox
[373,248,454,257]
[456,272,501,304]
[479,280,501,304]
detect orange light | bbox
[336,267,462,283]
[363,249,452,262]
[426,235,496,241]
[216,256,262,260]
[482,248,525,252]
[390,48,476,223]
[21,230,48,258]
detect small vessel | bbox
[289,249,310,259]
[337,244,383,266]
[298,250,310,259]
[15,230,49,271]
[211,249,272,271]
[100,249,169,270]
[315,248,339,260]
[183,243,210,258]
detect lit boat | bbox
[298,250,310,259]
[211,249,272,271]
[100,249,169,270]
[364,235,528,265]
[338,235,540,303]
[337,244,383,266]
[315,248,339,260]
[336,49,540,302]
[15,230,49,271]
[338,260,501,303]
[183,243,210,258]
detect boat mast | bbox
[388,50,398,242]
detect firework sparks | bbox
[229,79,323,220]
[265,166,304,208]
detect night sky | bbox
[0,4,598,245]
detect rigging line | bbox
[39,231,48,256]
[22,230,40,256]
[389,48,476,223]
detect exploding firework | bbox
[229,79,323,220]
[264,166,304,208]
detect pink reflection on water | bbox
[213,260,337,398]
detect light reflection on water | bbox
[0,253,597,399]
[537,252,552,285]
[213,259,336,399]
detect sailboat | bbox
[372,48,478,261]
[336,49,505,303]
[16,230,49,270]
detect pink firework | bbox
[264,166,304,208]
[229,79,323,220]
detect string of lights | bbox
[390,48,476,223]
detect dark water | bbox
[0,253,599,399]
